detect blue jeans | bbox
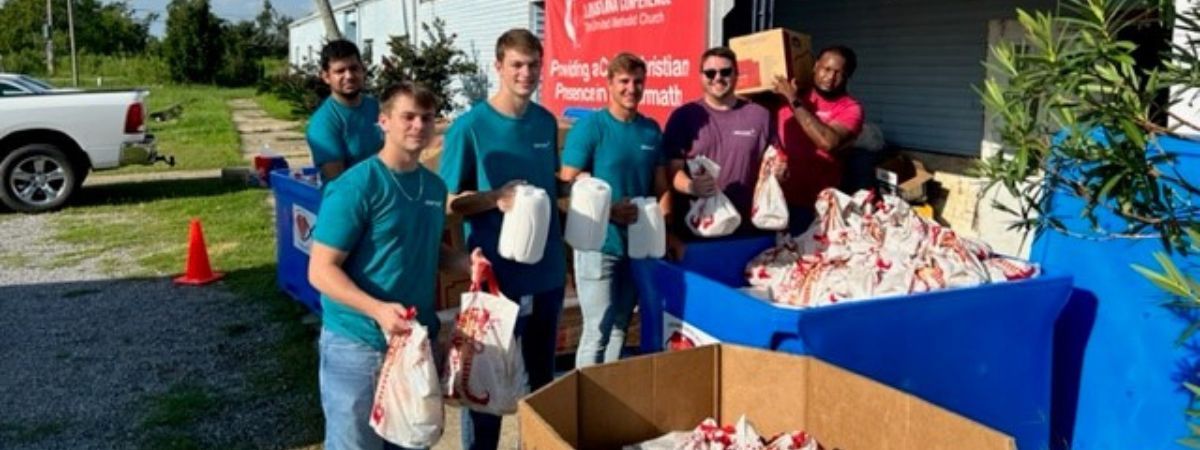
[460,286,565,450]
[573,250,637,368]
[319,328,427,450]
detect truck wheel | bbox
[0,144,78,213]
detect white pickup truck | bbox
[0,85,171,212]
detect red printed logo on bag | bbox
[448,307,493,406]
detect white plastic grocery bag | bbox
[369,311,444,448]
[498,184,551,264]
[685,156,742,237]
[752,146,789,231]
[442,262,528,415]
[565,176,612,251]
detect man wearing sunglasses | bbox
[663,46,774,241]
[770,45,864,233]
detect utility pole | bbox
[45,0,54,75]
[67,0,78,86]
[314,0,342,40]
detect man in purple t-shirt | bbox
[663,46,774,240]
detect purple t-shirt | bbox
[663,99,772,224]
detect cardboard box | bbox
[519,344,1015,450]
[730,28,814,95]
[876,154,934,203]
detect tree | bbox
[0,0,151,70]
[376,18,480,116]
[979,0,1199,251]
[218,21,263,86]
[163,0,225,83]
[254,0,291,58]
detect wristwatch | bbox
[790,97,804,110]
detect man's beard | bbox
[815,85,845,100]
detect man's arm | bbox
[307,113,351,180]
[308,243,411,336]
[772,76,856,153]
[447,180,522,216]
[791,106,855,152]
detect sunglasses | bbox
[702,67,735,80]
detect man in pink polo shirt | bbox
[771,45,864,233]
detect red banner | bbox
[542,0,708,125]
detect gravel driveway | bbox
[0,213,317,449]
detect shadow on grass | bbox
[69,177,259,209]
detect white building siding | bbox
[417,0,532,102]
[289,0,531,113]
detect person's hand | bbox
[772,75,799,105]
[469,248,490,284]
[493,179,525,212]
[371,302,414,337]
[690,171,718,197]
[771,159,788,181]
[610,198,639,225]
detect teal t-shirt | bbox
[305,95,384,170]
[562,109,664,257]
[439,101,566,297]
[312,157,448,350]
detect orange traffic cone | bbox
[174,218,223,285]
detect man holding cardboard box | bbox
[770,46,864,232]
[663,46,774,239]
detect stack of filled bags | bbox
[745,188,1037,308]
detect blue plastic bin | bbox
[632,237,1073,450]
[1033,135,1200,449]
[270,168,322,313]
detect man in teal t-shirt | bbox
[438,28,564,450]
[309,83,457,450]
[560,53,668,368]
[305,39,384,182]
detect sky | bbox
[105,0,317,36]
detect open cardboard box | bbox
[730,28,814,95]
[519,344,1014,450]
[875,154,934,203]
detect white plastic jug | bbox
[628,197,666,259]
[564,177,611,251]
[498,185,551,264]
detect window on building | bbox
[344,10,359,45]
[363,38,374,64]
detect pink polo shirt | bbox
[775,90,864,209]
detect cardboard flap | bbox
[574,346,717,449]
[717,345,811,437]
[519,372,579,449]
[804,359,1015,450]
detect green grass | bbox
[141,383,219,428]
[255,91,305,123]
[0,420,66,444]
[138,383,218,450]
[106,85,256,174]
[48,178,322,449]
